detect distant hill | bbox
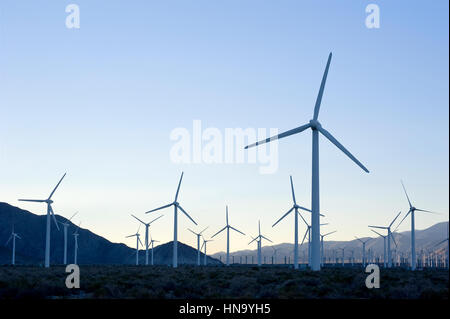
[212,222,449,264]
[0,202,221,266]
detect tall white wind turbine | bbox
[397,181,437,270]
[188,226,209,266]
[126,225,143,266]
[370,229,387,268]
[201,237,213,266]
[320,230,337,266]
[18,173,66,268]
[211,206,245,266]
[355,237,372,267]
[245,53,370,271]
[131,214,163,265]
[73,222,81,264]
[5,225,21,265]
[58,211,78,265]
[272,176,316,270]
[368,211,401,268]
[145,172,197,268]
[248,220,273,267]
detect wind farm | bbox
[0,0,448,302]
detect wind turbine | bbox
[126,225,143,266]
[339,247,345,266]
[248,221,273,267]
[211,206,245,266]
[58,211,78,265]
[397,181,437,270]
[245,53,370,271]
[73,222,81,264]
[146,172,197,268]
[355,237,371,267]
[149,235,159,265]
[18,173,66,268]
[272,176,317,270]
[201,237,213,266]
[188,226,209,266]
[370,229,387,268]
[5,225,21,265]
[299,212,328,267]
[320,230,337,266]
[131,214,163,265]
[368,211,401,268]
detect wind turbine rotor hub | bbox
[309,119,322,130]
[174,201,179,206]
[46,200,54,204]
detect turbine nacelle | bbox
[309,119,322,131]
[174,201,179,206]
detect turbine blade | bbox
[177,205,197,225]
[323,230,337,237]
[272,207,294,227]
[211,226,227,238]
[389,211,402,228]
[230,226,245,236]
[68,211,78,222]
[300,228,309,246]
[400,180,413,208]
[149,214,164,225]
[245,123,311,149]
[201,241,205,250]
[49,206,60,231]
[261,235,273,243]
[415,209,438,214]
[313,52,332,121]
[199,226,209,235]
[16,234,22,240]
[126,234,135,238]
[5,235,12,246]
[370,229,384,238]
[258,220,261,236]
[391,233,398,248]
[131,214,146,225]
[138,237,144,247]
[174,172,184,202]
[318,126,369,173]
[395,210,411,230]
[226,206,229,226]
[187,228,197,235]
[18,199,46,202]
[354,236,363,243]
[145,203,173,214]
[290,176,297,205]
[248,236,258,245]
[48,173,67,200]
[297,210,309,226]
[368,225,388,230]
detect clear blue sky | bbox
[0,1,448,253]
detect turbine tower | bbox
[248,220,273,267]
[58,211,78,265]
[18,173,66,268]
[146,172,197,268]
[211,206,245,266]
[126,225,143,265]
[5,225,21,265]
[368,211,401,268]
[73,222,81,264]
[188,226,209,266]
[397,181,437,270]
[320,230,337,266]
[131,214,163,265]
[149,235,159,265]
[272,176,316,270]
[370,229,387,268]
[355,237,371,267]
[245,53,369,271]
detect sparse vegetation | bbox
[0,265,447,299]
